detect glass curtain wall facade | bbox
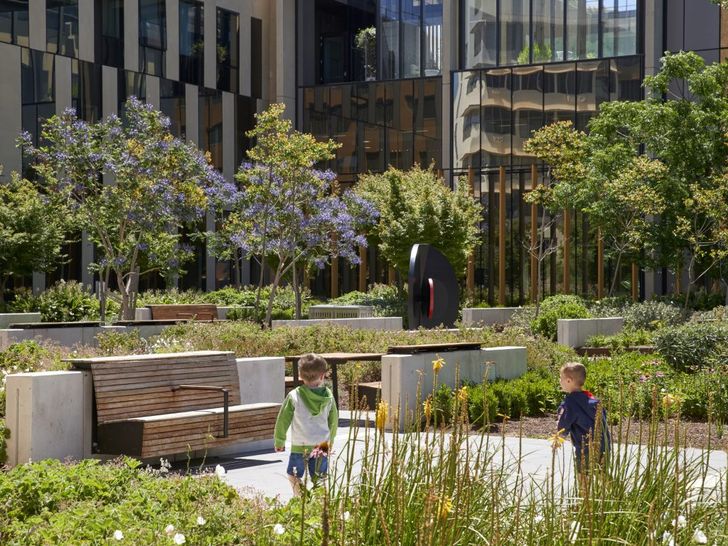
[216,8,239,93]
[47,0,78,57]
[139,0,165,76]
[453,56,642,302]
[462,0,637,68]
[96,0,123,68]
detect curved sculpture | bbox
[407,244,458,329]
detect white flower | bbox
[196,516,206,526]
[533,514,544,524]
[164,524,176,536]
[673,515,687,529]
[113,530,124,541]
[273,523,286,535]
[693,528,708,544]
[214,464,226,477]
[343,511,351,522]
[173,533,186,545]
[662,531,675,546]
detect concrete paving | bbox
[197,411,728,505]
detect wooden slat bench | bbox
[147,304,218,322]
[67,351,280,459]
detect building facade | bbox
[1,0,727,300]
[297,0,728,303]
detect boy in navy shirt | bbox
[556,362,610,473]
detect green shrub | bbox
[531,295,590,340]
[623,300,684,331]
[0,418,8,465]
[584,329,654,349]
[691,305,728,323]
[9,281,100,322]
[429,383,454,425]
[0,458,277,544]
[588,296,630,318]
[96,330,149,355]
[467,385,497,426]
[654,321,728,371]
[331,284,406,318]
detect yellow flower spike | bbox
[432,355,445,374]
[423,398,432,421]
[548,428,567,450]
[439,496,453,520]
[375,401,389,433]
[457,386,469,403]
[662,393,679,409]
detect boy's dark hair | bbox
[298,353,328,382]
[560,362,587,387]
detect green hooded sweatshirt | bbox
[274,385,338,453]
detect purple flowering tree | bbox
[20,98,230,320]
[209,104,377,323]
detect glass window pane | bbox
[380,0,399,79]
[566,0,598,60]
[532,0,564,62]
[463,0,497,69]
[453,71,480,169]
[576,59,608,130]
[401,0,421,77]
[180,0,204,85]
[610,56,641,101]
[47,0,78,57]
[100,0,124,67]
[512,65,543,164]
[544,63,575,124]
[500,0,530,65]
[482,68,511,166]
[161,78,186,138]
[217,8,239,93]
[602,0,638,57]
[423,0,442,76]
[0,0,29,45]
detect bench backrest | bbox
[147,304,218,321]
[69,351,240,424]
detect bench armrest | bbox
[171,385,229,438]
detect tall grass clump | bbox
[270,361,728,545]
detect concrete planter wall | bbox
[462,307,519,326]
[0,313,42,329]
[0,325,128,350]
[381,346,527,431]
[272,317,403,330]
[556,317,624,348]
[5,355,286,466]
[309,305,375,319]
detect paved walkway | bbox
[202,411,727,504]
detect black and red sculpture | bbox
[407,244,458,329]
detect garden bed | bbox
[576,345,656,356]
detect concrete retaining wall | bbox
[462,307,519,326]
[557,317,624,348]
[381,346,527,431]
[272,317,403,330]
[5,355,286,465]
[309,305,375,319]
[0,313,42,329]
[0,325,128,350]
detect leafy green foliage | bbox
[0,418,9,465]
[654,321,728,371]
[584,329,654,349]
[530,295,590,340]
[622,300,684,331]
[357,166,483,278]
[0,458,275,544]
[9,281,108,322]
[330,284,405,318]
[0,175,68,306]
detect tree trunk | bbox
[0,275,8,308]
[265,262,284,327]
[534,207,548,318]
[608,251,624,298]
[292,261,303,320]
[684,255,695,312]
[116,270,131,321]
[254,256,265,320]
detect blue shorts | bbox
[287,452,328,479]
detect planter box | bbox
[462,307,519,326]
[576,345,656,357]
[309,305,375,319]
[381,346,527,431]
[272,317,402,330]
[0,312,41,329]
[557,317,624,348]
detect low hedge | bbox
[654,321,728,371]
[531,295,590,340]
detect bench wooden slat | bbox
[147,304,218,321]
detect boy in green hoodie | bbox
[274,353,338,495]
